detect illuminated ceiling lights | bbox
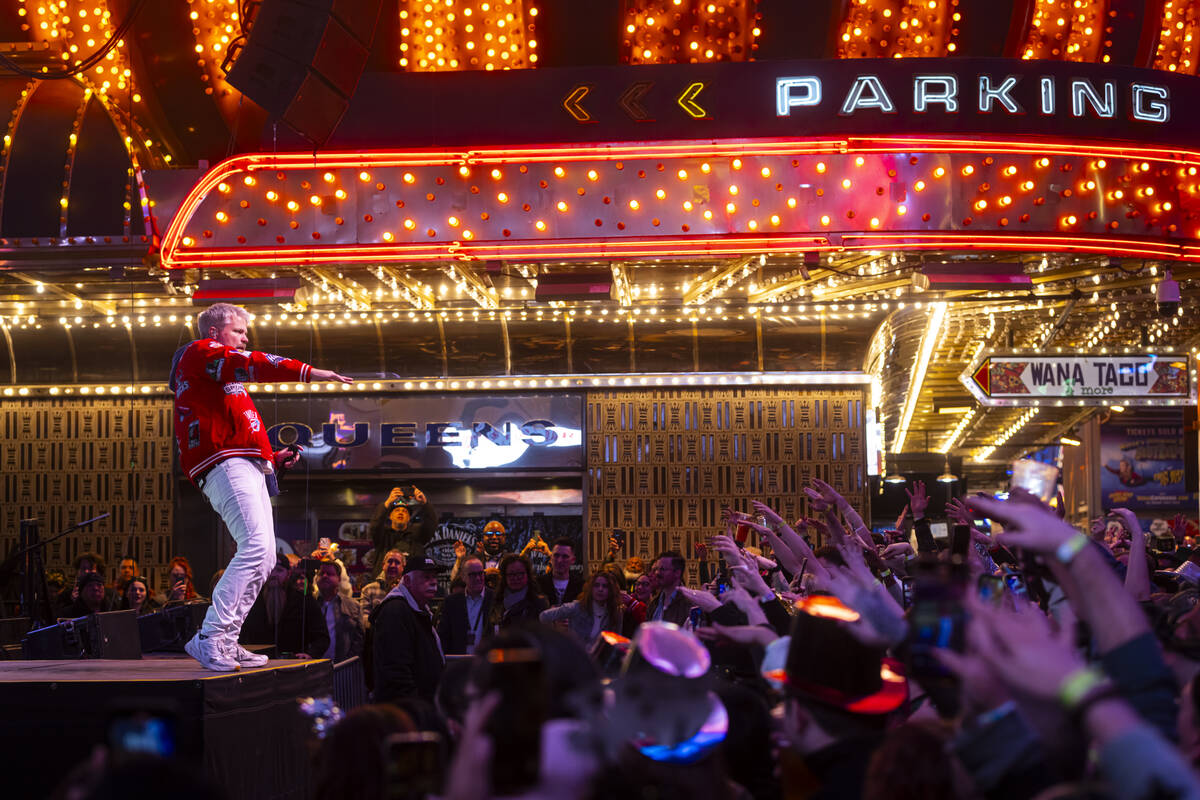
[892,301,946,454]
[621,0,760,64]
[976,407,1039,462]
[398,0,537,71]
[838,0,954,58]
[17,0,168,168]
[1154,0,1200,75]
[937,405,976,454]
[1021,0,1106,62]
[0,371,873,398]
[19,0,128,92]
[187,0,241,99]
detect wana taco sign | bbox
[962,352,1194,407]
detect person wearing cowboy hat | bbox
[764,595,908,800]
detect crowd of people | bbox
[48,305,1200,798]
[48,552,200,620]
[54,475,1200,800]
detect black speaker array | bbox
[225,0,383,146]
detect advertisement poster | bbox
[1100,411,1195,512]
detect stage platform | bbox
[1,655,333,800]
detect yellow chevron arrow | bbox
[562,85,592,122]
[677,81,707,118]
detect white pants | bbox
[199,457,275,642]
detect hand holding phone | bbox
[384,732,444,800]
[476,647,545,795]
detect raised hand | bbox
[695,622,778,647]
[444,691,501,800]
[1108,508,1142,538]
[905,481,929,518]
[809,565,905,648]
[677,585,721,613]
[751,501,785,526]
[720,584,768,626]
[964,597,1084,702]
[966,495,1076,555]
[710,534,745,567]
[1171,513,1190,543]
[946,497,973,527]
[730,563,773,599]
[803,485,832,514]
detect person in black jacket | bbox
[437,555,494,655]
[239,555,329,659]
[58,571,111,619]
[488,553,548,632]
[536,537,584,607]
[372,556,445,704]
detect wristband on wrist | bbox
[1057,665,1116,713]
[1055,533,1090,565]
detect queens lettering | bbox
[775,74,1170,123]
[268,419,565,450]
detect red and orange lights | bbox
[838,0,956,59]
[621,0,760,64]
[398,0,538,71]
[1022,0,1107,62]
[1155,0,1200,75]
[160,138,1200,269]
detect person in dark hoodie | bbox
[169,302,351,672]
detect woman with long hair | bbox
[163,556,199,603]
[489,553,548,632]
[539,569,623,647]
[119,576,160,616]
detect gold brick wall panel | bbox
[1,399,175,593]
[586,388,868,584]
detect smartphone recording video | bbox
[477,647,545,795]
[383,732,443,800]
[905,558,967,717]
[1010,459,1059,504]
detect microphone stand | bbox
[0,513,110,629]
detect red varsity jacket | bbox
[169,338,312,484]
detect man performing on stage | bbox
[170,302,352,671]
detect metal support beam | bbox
[443,262,498,309]
[299,268,373,310]
[8,272,117,315]
[684,255,756,306]
[373,266,435,310]
[611,263,633,306]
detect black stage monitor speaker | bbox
[22,610,142,660]
[137,602,210,654]
[224,0,382,146]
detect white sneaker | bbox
[231,644,269,668]
[185,634,241,672]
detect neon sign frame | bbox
[158,135,1200,270]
